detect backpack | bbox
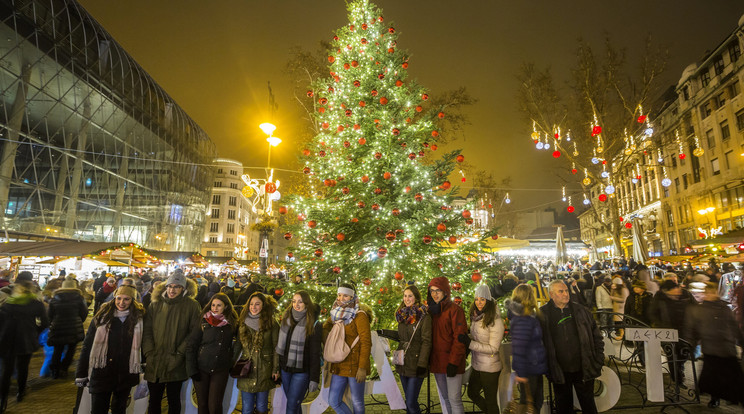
[323,320,359,363]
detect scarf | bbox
[205,311,228,327]
[471,308,485,323]
[90,315,142,375]
[277,309,307,369]
[115,309,130,323]
[7,292,36,305]
[244,312,260,331]
[428,295,447,315]
[395,304,427,325]
[330,296,359,325]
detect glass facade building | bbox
[0,0,216,251]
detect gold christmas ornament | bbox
[582,177,592,186]
[531,131,539,140]
[597,146,604,154]
[693,147,704,157]
[242,186,254,198]
[624,148,633,156]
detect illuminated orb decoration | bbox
[265,182,277,194]
[536,142,544,150]
[471,272,482,283]
[544,143,551,150]
[591,157,599,164]
[552,151,561,158]
[693,148,704,157]
[625,222,633,229]
[631,178,639,184]
[567,205,575,213]
[598,194,608,202]
[644,127,654,136]
[531,131,539,140]
[270,191,281,201]
[601,171,609,178]
[505,197,511,204]
[624,148,633,156]
[679,153,686,160]
[583,198,591,205]
[582,177,592,186]
[596,146,604,153]
[241,186,254,198]
[661,178,672,187]
[605,185,615,194]
[657,156,664,163]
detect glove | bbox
[75,377,88,388]
[416,366,428,376]
[190,372,201,382]
[355,368,366,383]
[308,381,319,392]
[446,363,458,377]
[457,334,471,348]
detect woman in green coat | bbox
[237,292,279,414]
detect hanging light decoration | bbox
[583,193,590,205]
[572,141,579,157]
[582,168,591,186]
[661,167,672,187]
[531,120,540,143]
[561,186,567,202]
[504,192,511,204]
[692,135,704,157]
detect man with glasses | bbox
[142,268,201,414]
[427,276,467,414]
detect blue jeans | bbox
[400,375,425,414]
[328,374,365,414]
[241,390,268,413]
[281,370,310,414]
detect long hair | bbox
[94,295,145,336]
[469,298,498,327]
[239,292,277,332]
[280,290,317,338]
[396,285,422,312]
[511,284,539,316]
[202,292,238,327]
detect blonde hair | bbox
[511,284,539,316]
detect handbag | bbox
[502,378,535,414]
[392,319,421,366]
[230,354,253,378]
[133,376,149,400]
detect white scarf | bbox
[90,314,143,375]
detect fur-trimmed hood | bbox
[505,298,526,316]
[358,302,374,323]
[151,278,198,303]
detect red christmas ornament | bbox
[448,236,457,244]
[456,154,464,163]
[423,235,432,244]
[491,234,499,240]
[307,220,316,229]
[318,150,326,157]
[422,93,429,101]
[359,101,366,107]
[374,152,382,159]
[414,193,423,202]
[431,144,438,151]
[333,267,341,274]
[351,60,359,67]
[552,151,561,158]
[679,153,686,160]
[328,56,335,63]
[336,233,346,241]
[437,223,447,232]
[465,218,474,225]
[302,149,311,156]
[265,182,277,194]
[314,248,323,257]
[388,27,395,33]
[361,175,370,183]
[404,186,411,193]
[440,181,451,190]
[377,247,388,257]
[278,206,287,215]
[395,80,403,87]
[408,153,416,160]
[591,125,602,136]
[461,177,466,182]
[454,297,463,306]
[371,203,380,211]
[287,252,293,258]
[567,205,575,213]
[452,282,462,290]
[357,201,366,208]
[343,63,350,70]
[383,172,391,180]
[284,232,293,240]
[392,208,401,216]
[351,217,359,223]
[392,128,400,136]
[637,115,647,123]
[462,210,471,219]
[598,194,608,202]
[431,131,439,137]
[342,187,350,195]
[297,214,305,221]
[386,232,396,241]
[394,271,404,281]
[625,222,633,229]
[402,62,409,69]
[571,168,577,174]
[380,97,388,105]
[374,187,382,195]
[358,137,367,145]
[363,278,372,286]
[275,288,284,297]
[471,272,482,283]
[370,89,378,96]
[323,179,332,187]
[415,105,423,112]
[306,90,314,97]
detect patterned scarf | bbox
[471,308,485,323]
[205,311,228,327]
[395,304,427,325]
[90,313,142,375]
[330,296,359,325]
[276,309,307,369]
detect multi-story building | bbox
[580,14,744,257]
[0,0,216,251]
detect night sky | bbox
[76,0,744,211]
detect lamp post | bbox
[258,122,281,276]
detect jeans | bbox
[400,375,425,414]
[467,369,500,414]
[433,373,464,414]
[281,370,310,414]
[597,309,612,329]
[328,374,365,414]
[241,390,268,413]
[51,343,77,375]
[193,369,229,414]
[90,388,131,414]
[0,354,32,400]
[147,380,184,414]
[553,371,597,414]
[518,375,544,413]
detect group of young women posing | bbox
[76,276,549,414]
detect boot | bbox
[0,396,7,413]
[16,389,25,403]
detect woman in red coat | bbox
[427,277,467,414]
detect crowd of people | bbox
[0,256,742,413]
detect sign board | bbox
[625,328,678,402]
[625,328,678,342]
[259,248,268,258]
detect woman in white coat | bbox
[458,284,505,414]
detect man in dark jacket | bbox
[92,271,108,294]
[649,279,696,387]
[48,278,89,379]
[540,280,604,414]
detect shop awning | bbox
[0,241,134,257]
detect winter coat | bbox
[322,303,373,377]
[186,319,238,375]
[468,312,505,373]
[505,300,547,377]
[611,285,628,321]
[278,319,323,384]
[624,291,653,325]
[684,299,744,358]
[94,285,115,313]
[539,300,604,384]
[236,319,279,393]
[429,298,468,374]
[0,294,49,356]
[48,288,88,346]
[382,312,432,378]
[649,289,695,338]
[142,279,201,383]
[595,284,613,309]
[76,315,141,393]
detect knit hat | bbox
[15,271,33,283]
[474,284,492,301]
[114,285,138,299]
[166,269,187,288]
[428,276,451,296]
[631,280,646,290]
[612,277,623,285]
[61,278,78,289]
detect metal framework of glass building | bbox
[0,0,216,251]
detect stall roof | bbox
[143,249,201,262]
[0,241,133,257]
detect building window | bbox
[729,80,740,98]
[230,182,238,189]
[715,92,726,109]
[713,56,725,76]
[227,223,235,233]
[700,102,712,119]
[730,42,741,62]
[663,187,670,198]
[682,85,690,101]
[706,129,716,149]
[214,181,222,187]
[217,168,223,174]
[674,177,680,193]
[721,121,731,140]
[737,110,744,131]
[701,69,711,87]
[230,170,237,176]
[224,251,232,257]
[211,208,220,218]
[725,150,734,169]
[207,250,217,256]
[228,210,236,220]
[212,194,221,204]
[668,231,677,253]
[666,210,674,227]
[711,158,720,175]
[682,174,688,190]
[209,236,218,244]
[671,156,677,167]
[226,237,233,244]
[229,196,237,206]
[210,222,219,232]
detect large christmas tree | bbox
[281,0,496,327]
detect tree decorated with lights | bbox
[280,0,497,327]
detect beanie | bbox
[15,271,33,283]
[474,284,492,301]
[166,271,187,288]
[114,285,138,300]
[61,279,78,289]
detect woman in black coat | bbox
[48,278,89,379]
[186,292,239,414]
[75,285,145,414]
[0,279,49,412]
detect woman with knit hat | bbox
[323,283,372,414]
[427,276,467,414]
[458,284,504,414]
[75,285,144,414]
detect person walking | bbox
[94,277,117,314]
[237,292,279,414]
[0,276,49,413]
[540,280,604,414]
[506,284,548,413]
[459,284,504,414]
[378,285,432,414]
[428,276,468,414]
[74,285,144,414]
[323,283,372,414]
[142,269,201,414]
[649,279,696,387]
[624,280,652,325]
[48,277,89,379]
[276,290,323,414]
[610,277,629,339]
[594,276,613,329]
[186,292,239,414]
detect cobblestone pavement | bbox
[3,349,742,413]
